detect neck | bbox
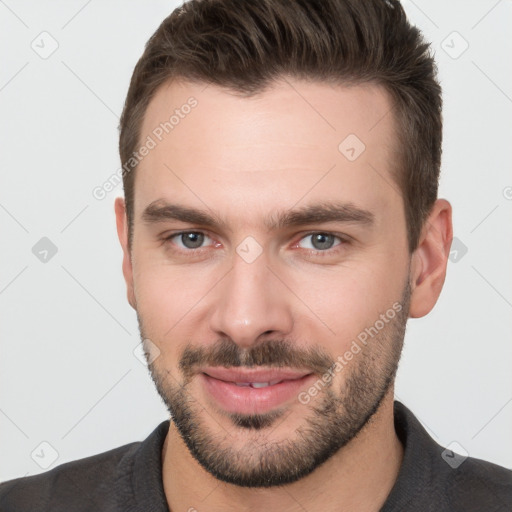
[161,389,403,512]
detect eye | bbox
[297,233,343,251]
[166,231,215,250]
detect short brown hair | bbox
[119,0,442,253]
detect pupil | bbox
[182,232,204,249]
[313,233,333,250]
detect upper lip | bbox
[201,367,312,384]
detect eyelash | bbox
[161,231,350,258]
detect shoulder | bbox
[442,453,512,510]
[389,401,512,511]
[0,441,140,512]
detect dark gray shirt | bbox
[1,401,511,511]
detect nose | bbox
[208,250,294,349]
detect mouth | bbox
[199,367,315,415]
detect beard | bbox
[137,280,410,488]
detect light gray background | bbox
[1,0,511,482]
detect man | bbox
[1,0,511,510]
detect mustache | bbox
[179,338,334,380]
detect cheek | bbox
[131,254,223,348]
[289,254,407,352]
[132,258,191,337]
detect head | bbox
[115,0,452,487]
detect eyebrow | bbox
[141,200,375,231]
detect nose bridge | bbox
[209,247,294,346]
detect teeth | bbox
[234,380,283,388]
[251,382,271,388]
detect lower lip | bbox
[200,372,315,415]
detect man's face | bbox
[122,78,412,487]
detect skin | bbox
[115,77,452,511]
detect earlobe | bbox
[409,199,453,318]
[114,197,136,310]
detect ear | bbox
[409,199,453,318]
[114,197,136,310]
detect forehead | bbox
[134,78,400,224]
